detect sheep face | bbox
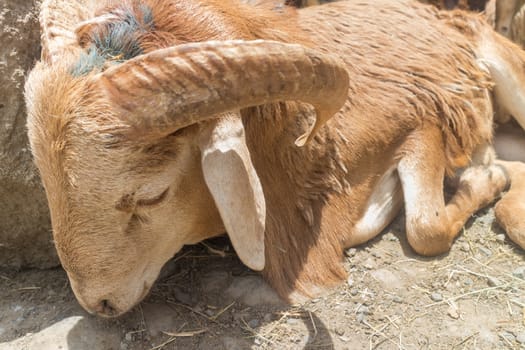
[25,62,229,317]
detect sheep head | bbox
[26,11,349,316]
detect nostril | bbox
[97,299,117,317]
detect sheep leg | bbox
[397,127,508,256]
[494,160,525,249]
[347,167,404,247]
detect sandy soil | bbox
[1,209,524,350]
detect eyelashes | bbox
[116,187,170,213]
[136,188,169,207]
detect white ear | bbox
[199,114,266,271]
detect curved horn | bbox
[93,40,349,145]
[40,0,92,63]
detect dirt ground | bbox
[1,208,524,350]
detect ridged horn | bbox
[93,40,349,145]
[40,0,92,63]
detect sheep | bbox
[25,0,525,318]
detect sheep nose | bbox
[94,299,118,317]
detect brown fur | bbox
[76,0,308,50]
[26,0,525,316]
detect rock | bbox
[447,309,459,320]
[334,326,345,336]
[356,305,370,314]
[477,214,493,226]
[0,316,120,350]
[478,246,492,257]
[370,269,405,290]
[447,303,460,319]
[487,276,501,287]
[247,319,260,328]
[512,266,525,280]
[286,318,299,325]
[362,258,376,270]
[516,332,525,344]
[430,293,443,302]
[460,242,470,252]
[345,248,357,257]
[347,277,354,287]
[382,232,399,242]
[339,335,351,342]
[499,331,515,342]
[495,234,506,243]
[0,0,59,268]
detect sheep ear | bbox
[40,0,92,63]
[199,115,266,271]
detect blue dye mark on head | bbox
[71,4,154,76]
[140,4,154,27]
[71,46,107,76]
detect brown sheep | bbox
[26,0,525,317]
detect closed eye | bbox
[136,188,169,207]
